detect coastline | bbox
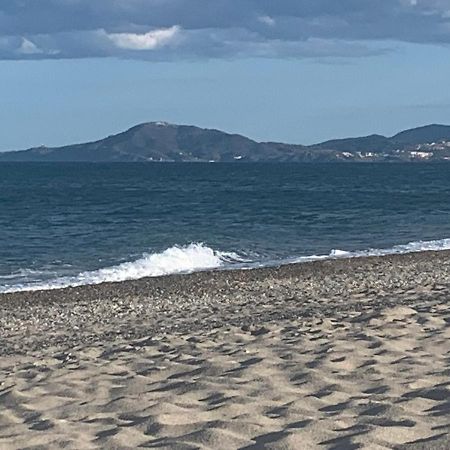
[1,249,450,449]
[1,249,450,355]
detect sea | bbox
[1,162,450,293]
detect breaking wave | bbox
[2,238,450,293]
[0,243,245,293]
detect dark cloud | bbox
[0,0,449,60]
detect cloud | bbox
[18,38,43,55]
[258,16,276,27]
[0,0,449,60]
[108,26,181,50]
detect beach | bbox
[1,250,450,449]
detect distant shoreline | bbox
[2,159,450,163]
[1,122,450,162]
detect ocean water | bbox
[1,162,450,293]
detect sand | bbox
[1,251,450,449]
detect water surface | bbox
[1,162,450,292]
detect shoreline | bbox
[2,247,450,302]
[0,249,450,301]
[1,249,450,449]
[1,249,450,356]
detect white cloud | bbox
[18,38,43,55]
[108,26,181,50]
[1,1,450,60]
[258,16,276,27]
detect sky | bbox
[1,0,450,151]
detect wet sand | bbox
[1,251,450,449]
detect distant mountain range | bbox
[1,122,450,163]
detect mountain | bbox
[311,134,396,153]
[391,124,450,145]
[1,122,450,163]
[0,122,305,163]
[311,124,450,155]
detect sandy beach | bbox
[1,251,450,449]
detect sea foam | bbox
[292,238,450,263]
[2,238,450,293]
[0,243,243,293]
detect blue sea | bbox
[1,162,450,293]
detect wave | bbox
[1,238,450,293]
[291,238,450,263]
[0,243,246,294]
[0,268,54,280]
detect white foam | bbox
[2,238,450,294]
[291,238,450,264]
[0,243,244,293]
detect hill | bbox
[1,122,450,162]
[391,124,450,145]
